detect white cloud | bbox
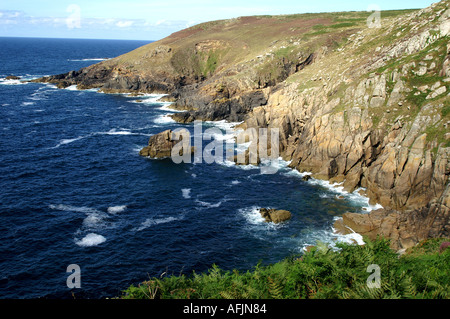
[0,9,199,40]
[116,20,134,28]
[0,10,24,19]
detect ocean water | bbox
[0,37,379,299]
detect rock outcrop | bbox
[336,182,449,250]
[259,208,292,223]
[139,129,194,159]
[5,75,20,80]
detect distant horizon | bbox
[0,35,155,42]
[0,0,437,41]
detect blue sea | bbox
[0,37,378,299]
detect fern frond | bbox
[268,276,283,299]
[220,290,237,299]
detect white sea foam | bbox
[308,178,383,212]
[136,94,174,106]
[204,131,236,143]
[159,104,181,111]
[103,129,133,135]
[182,188,191,199]
[129,94,174,108]
[49,204,101,214]
[231,180,240,185]
[107,205,127,214]
[153,114,176,124]
[29,87,53,101]
[64,85,79,91]
[277,158,382,212]
[0,78,26,85]
[49,204,109,229]
[51,129,150,149]
[75,233,106,247]
[132,145,146,154]
[82,212,107,228]
[239,206,284,233]
[100,128,151,137]
[21,101,35,106]
[223,160,258,171]
[52,135,88,149]
[236,141,252,154]
[300,220,365,252]
[240,206,265,225]
[238,206,364,252]
[133,216,183,232]
[205,119,243,131]
[195,199,222,208]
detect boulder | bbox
[259,208,292,223]
[139,129,194,159]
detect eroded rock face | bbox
[337,183,449,250]
[259,208,292,223]
[170,82,269,123]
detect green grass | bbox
[120,237,450,299]
[273,46,296,58]
[442,104,450,117]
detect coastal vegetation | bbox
[121,238,449,299]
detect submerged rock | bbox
[5,75,20,80]
[259,208,292,223]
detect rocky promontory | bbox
[35,1,450,250]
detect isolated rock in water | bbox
[139,129,194,158]
[259,208,292,223]
[5,75,20,80]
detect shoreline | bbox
[21,80,391,252]
[21,78,445,253]
[138,93,383,250]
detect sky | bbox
[0,0,439,41]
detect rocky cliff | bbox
[34,1,450,250]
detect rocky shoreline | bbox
[32,1,450,251]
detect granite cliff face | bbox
[35,1,450,249]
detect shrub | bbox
[120,237,450,299]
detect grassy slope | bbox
[98,9,416,82]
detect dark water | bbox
[0,37,376,299]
